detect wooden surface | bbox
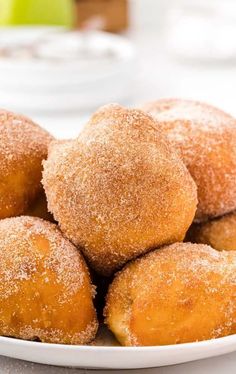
[75,0,128,32]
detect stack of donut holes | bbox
[0,101,235,347]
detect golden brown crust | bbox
[26,191,54,222]
[0,110,53,218]
[104,242,236,346]
[43,104,197,276]
[0,216,98,344]
[142,99,236,221]
[187,211,236,251]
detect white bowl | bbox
[0,27,135,113]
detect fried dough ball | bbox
[104,242,236,346]
[43,104,197,276]
[0,216,98,344]
[0,110,53,219]
[187,212,236,251]
[142,99,236,221]
[26,191,54,222]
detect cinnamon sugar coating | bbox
[142,99,236,221]
[187,211,236,251]
[26,191,54,222]
[0,110,53,218]
[43,104,197,276]
[105,242,236,346]
[0,216,98,344]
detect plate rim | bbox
[0,332,235,351]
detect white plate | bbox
[0,334,235,369]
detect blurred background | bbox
[0,0,236,137]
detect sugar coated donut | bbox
[0,216,98,344]
[43,104,197,276]
[105,242,236,346]
[26,191,54,222]
[142,99,236,221]
[0,110,53,218]
[187,212,236,251]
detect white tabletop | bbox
[0,352,236,373]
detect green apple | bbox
[0,0,74,26]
